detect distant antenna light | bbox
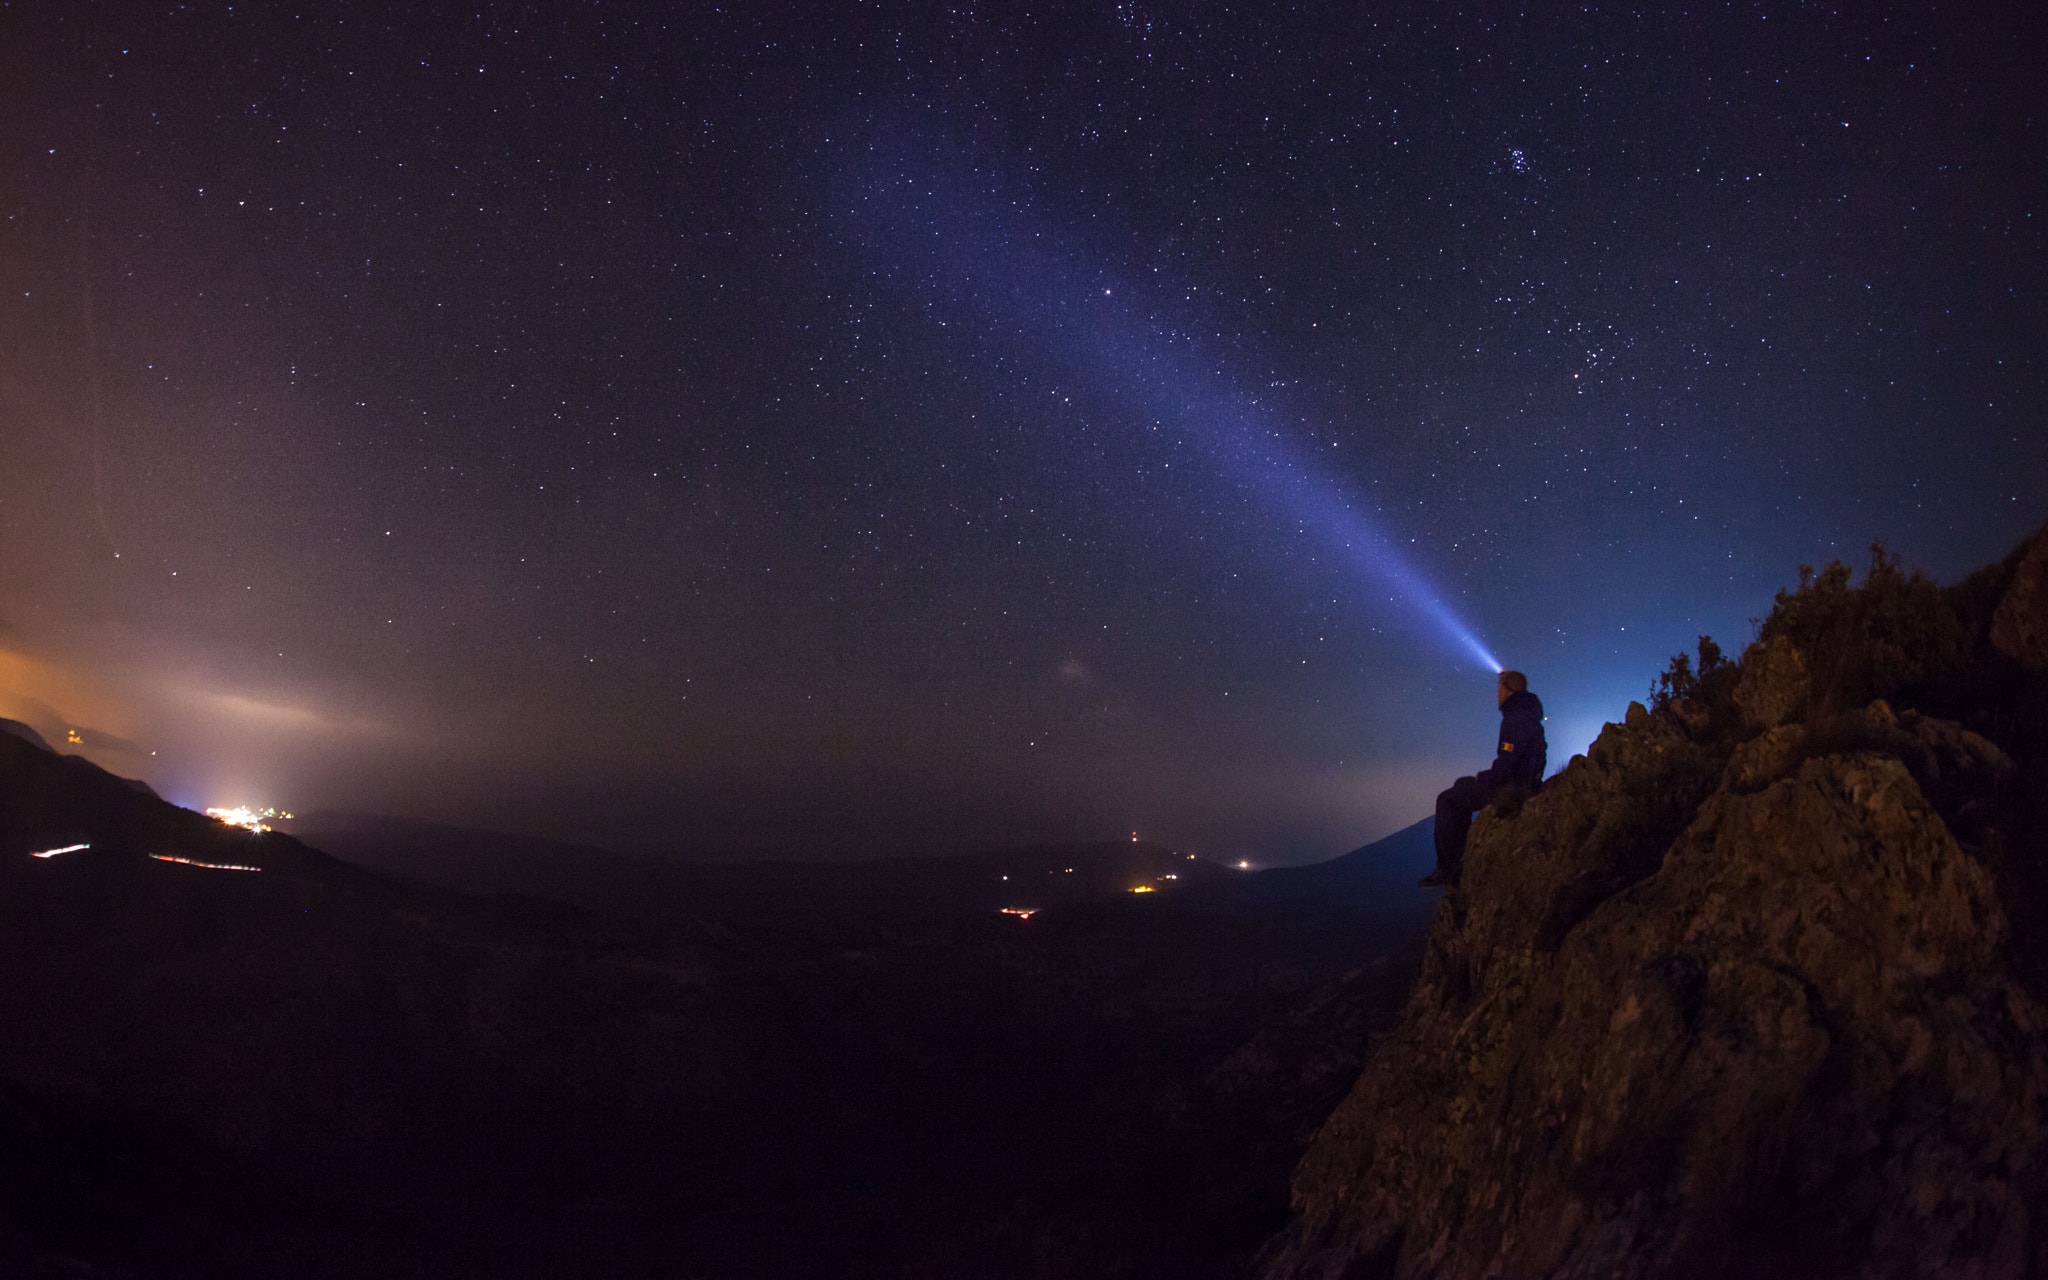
[1131,830,1139,842]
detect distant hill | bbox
[0,731,779,1242]
[296,809,1437,927]
[0,717,52,752]
[291,809,662,905]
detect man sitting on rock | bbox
[1420,670,1547,888]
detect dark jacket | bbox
[1486,689,1547,789]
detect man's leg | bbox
[1423,774,1500,887]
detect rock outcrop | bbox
[1993,524,2048,671]
[1265,533,2048,1279]
[1733,635,1812,730]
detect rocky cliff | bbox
[1266,526,2048,1279]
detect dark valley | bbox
[5,523,2048,1278]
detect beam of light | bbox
[839,154,1504,674]
[31,844,89,858]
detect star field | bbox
[1,0,2043,862]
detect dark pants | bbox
[1432,771,1508,883]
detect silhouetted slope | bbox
[0,717,53,752]
[1232,818,1436,907]
[298,809,1241,919]
[0,732,839,1273]
[1264,525,2048,1280]
[298,810,1437,938]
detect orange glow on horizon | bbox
[0,646,139,746]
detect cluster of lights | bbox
[150,853,260,872]
[999,851,1205,911]
[206,806,291,833]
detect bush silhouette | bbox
[1754,544,1962,720]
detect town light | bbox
[206,806,291,833]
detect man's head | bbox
[1497,670,1527,706]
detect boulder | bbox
[1991,525,2048,670]
[1725,723,1806,793]
[1734,634,1811,729]
[0,719,52,752]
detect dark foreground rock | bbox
[1266,525,2048,1280]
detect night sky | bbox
[3,1,2043,863]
